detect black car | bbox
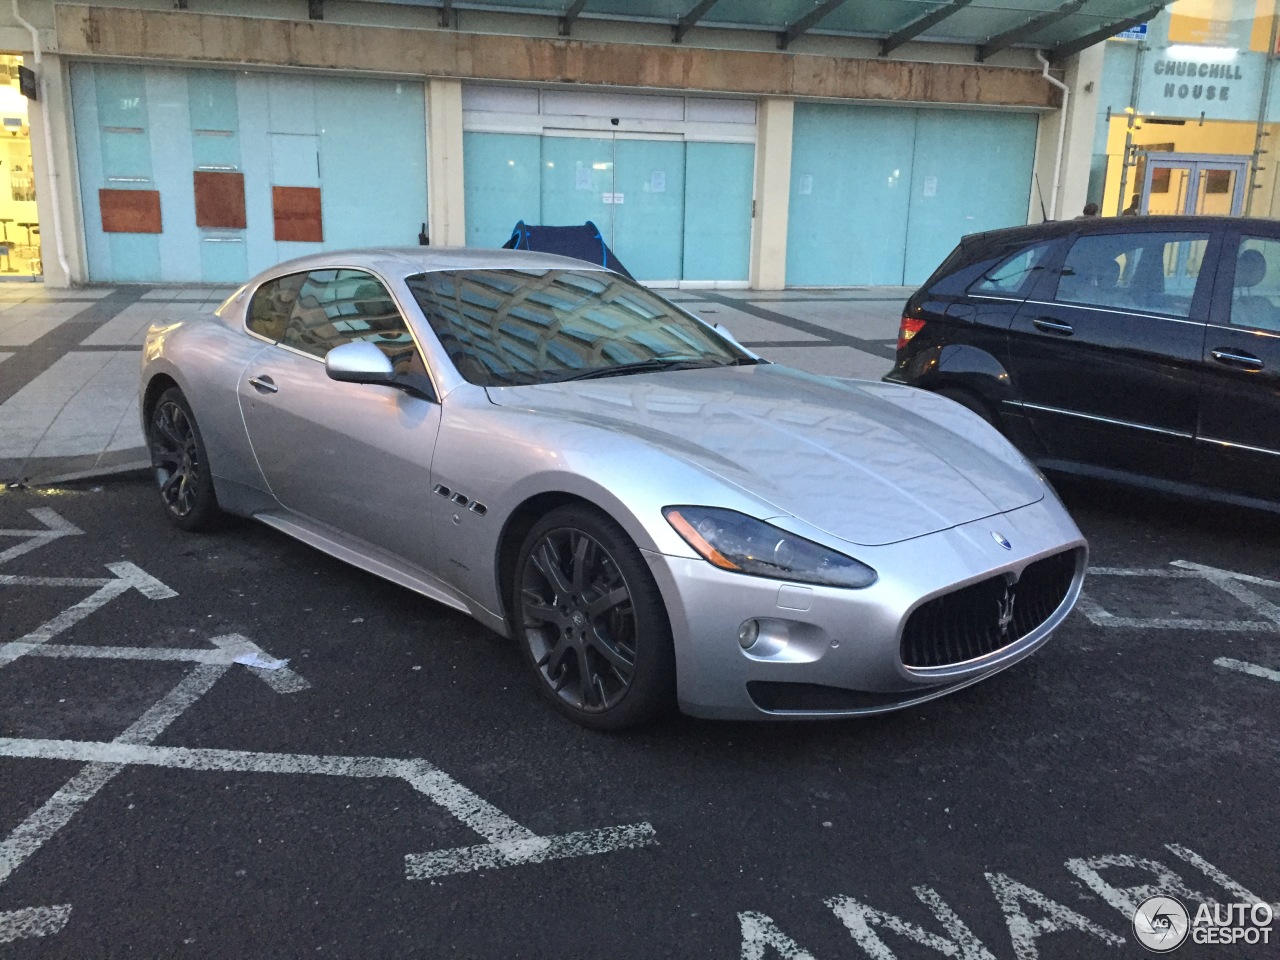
[885,214,1280,510]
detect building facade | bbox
[1095,0,1280,220]
[0,1,1126,290]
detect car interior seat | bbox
[1231,248,1280,330]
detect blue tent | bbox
[502,221,633,280]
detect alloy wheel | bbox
[518,527,638,713]
[150,399,201,519]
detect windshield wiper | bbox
[555,357,728,382]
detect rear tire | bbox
[147,387,221,532]
[511,505,675,730]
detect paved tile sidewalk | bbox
[0,281,910,486]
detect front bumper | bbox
[643,495,1086,720]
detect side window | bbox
[1053,231,1209,318]
[278,269,426,376]
[246,272,307,342]
[1228,236,1280,332]
[969,242,1055,296]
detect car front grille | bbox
[900,549,1080,669]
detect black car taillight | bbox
[897,316,925,352]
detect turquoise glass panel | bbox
[70,63,111,279]
[464,132,541,247]
[270,133,319,186]
[94,64,148,129]
[683,141,752,282]
[106,234,161,282]
[99,130,152,180]
[315,76,428,249]
[540,136,613,239]
[787,103,915,285]
[199,239,248,283]
[613,138,684,281]
[189,70,241,170]
[188,70,239,132]
[903,110,1036,284]
[145,69,198,283]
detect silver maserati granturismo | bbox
[140,248,1087,729]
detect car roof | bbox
[251,246,615,285]
[959,214,1274,251]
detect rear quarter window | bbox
[925,239,1056,298]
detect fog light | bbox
[738,619,760,649]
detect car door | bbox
[238,268,443,570]
[1194,225,1280,500]
[1005,223,1216,482]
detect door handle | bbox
[248,375,279,394]
[1032,317,1075,335]
[1210,349,1264,371]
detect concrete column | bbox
[426,78,466,248]
[1030,44,1106,223]
[749,97,793,290]
[28,53,84,287]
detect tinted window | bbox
[1053,231,1209,319]
[278,269,425,376]
[405,268,746,387]
[247,272,307,341]
[969,241,1055,296]
[1228,236,1280,331]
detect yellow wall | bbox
[0,55,37,274]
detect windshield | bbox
[405,268,748,387]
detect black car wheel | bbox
[148,387,220,531]
[512,505,675,730]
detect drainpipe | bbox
[13,0,71,283]
[1036,51,1070,221]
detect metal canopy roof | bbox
[359,0,1169,61]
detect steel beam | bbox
[1047,4,1165,61]
[976,0,1086,62]
[778,0,849,50]
[673,0,720,43]
[880,0,974,56]
[560,0,590,36]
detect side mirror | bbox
[325,341,395,386]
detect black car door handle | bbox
[248,375,279,394]
[1210,349,1264,371]
[1032,317,1075,335]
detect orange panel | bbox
[194,171,246,229]
[272,186,323,242]
[99,189,162,234]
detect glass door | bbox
[1140,153,1248,216]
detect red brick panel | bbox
[194,171,247,229]
[272,186,323,242]
[99,189,162,233]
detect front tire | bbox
[511,505,675,730]
[148,387,220,531]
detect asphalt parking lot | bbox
[0,475,1276,959]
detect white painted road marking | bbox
[0,507,82,564]
[738,845,1276,959]
[0,735,657,880]
[0,561,177,668]
[1084,560,1280,687]
[1215,656,1280,683]
[0,904,72,944]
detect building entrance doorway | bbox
[1138,152,1248,216]
[0,53,38,278]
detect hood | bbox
[487,365,1044,547]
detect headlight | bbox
[663,506,877,589]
